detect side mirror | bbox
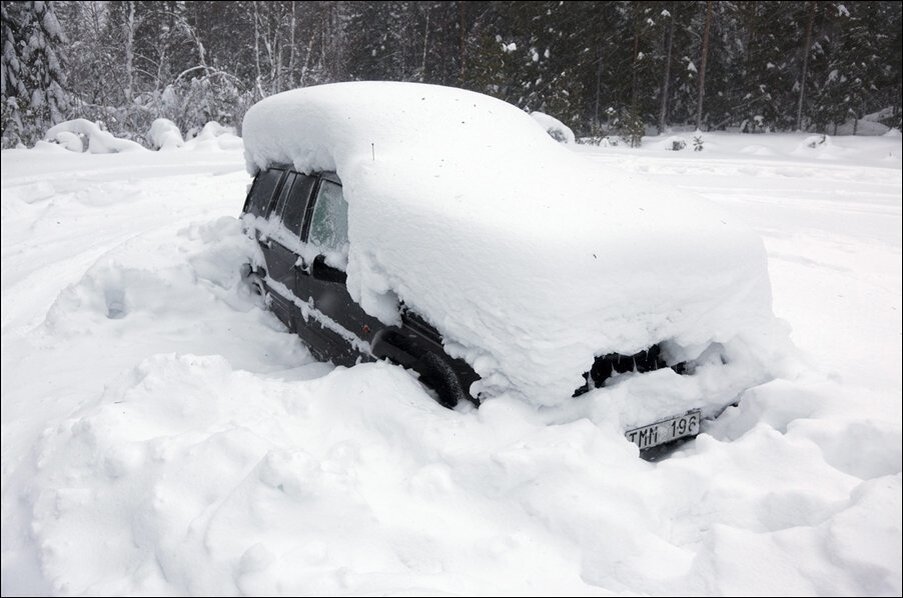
[310,254,347,284]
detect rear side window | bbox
[307,180,348,255]
[245,168,284,217]
[275,174,316,236]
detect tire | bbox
[414,352,466,409]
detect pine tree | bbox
[4,0,901,144]
[795,0,816,130]
[345,1,415,82]
[839,1,894,131]
[658,2,675,132]
[695,0,713,129]
[1,0,68,147]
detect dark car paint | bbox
[242,167,481,407]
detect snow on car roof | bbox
[243,82,778,415]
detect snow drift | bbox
[45,119,146,154]
[242,82,782,417]
[530,110,576,144]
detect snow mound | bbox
[15,353,903,595]
[45,119,146,154]
[185,121,242,151]
[243,82,781,413]
[792,134,851,159]
[530,111,576,144]
[53,130,84,152]
[148,118,184,151]
[652,135,690,151]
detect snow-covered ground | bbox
[2,132,901,595]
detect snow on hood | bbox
[243,82,777,406]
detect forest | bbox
[2,0,901,148]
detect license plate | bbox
[626,409,701,450]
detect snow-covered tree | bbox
[3,1,900,145]
[1,0,69,147]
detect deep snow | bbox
[1,131,901,596]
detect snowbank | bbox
[530,110,576,144]
[147,118,184,150]
[243,82,781,416]
[45,119,146,154]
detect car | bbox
[239,82,782,452]
[240,166,479,408]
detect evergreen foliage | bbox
[1,0,901,148]
[2,0,68,146]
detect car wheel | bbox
[415,351,466,409]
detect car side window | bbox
[278,174,316,236]
[271,172,295,223]
[246,168,284,217]
[307,180,348,257]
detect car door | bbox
[259,172,317,332]
[243,167,290,326]
[295,174,382,366]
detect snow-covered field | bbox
[2,132,901,595]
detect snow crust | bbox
[243,82,781,412]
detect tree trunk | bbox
[124,1,136,132]
[695,1,713,130]
[630,5,640,110]
[253,2,264,98]
[795,1,816,131]
[421,8,430,82]
[288,2,296,89]
[658,5,674,133]
[263,8,278,93]
[299,37,313,87]
[124,1,135,107]
[594,58,602,133]
[458,2,467,83]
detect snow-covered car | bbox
[239,82,782,451]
